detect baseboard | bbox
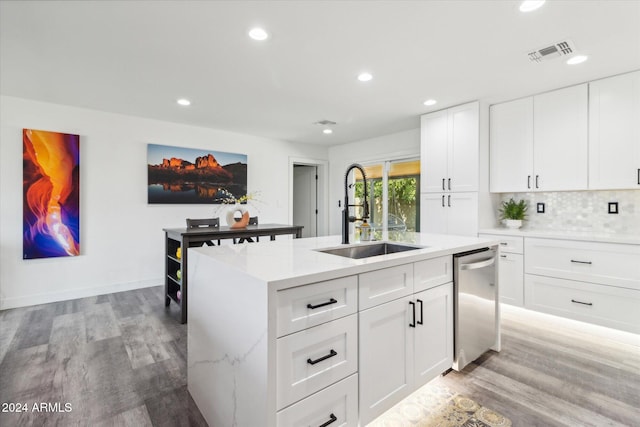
[0,278,162,310]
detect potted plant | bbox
[499,198,528,229]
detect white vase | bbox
[225,204,249,227]
[504,219,522,229]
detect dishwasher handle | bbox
[459,257,495,271]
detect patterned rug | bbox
[368,384,512,427]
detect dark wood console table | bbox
[163,224,303,323]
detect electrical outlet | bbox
[536,203,545,213]
[608,202,618,214]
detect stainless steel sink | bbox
[316,242,424,259]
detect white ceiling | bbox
[1,1,639,146]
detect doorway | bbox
[290,158,328,238]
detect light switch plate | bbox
[537,203,545,213]
[608,202,618,214]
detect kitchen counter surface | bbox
[479,227,640,245]
[189,232,499,290]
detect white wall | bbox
[327,128,421,235]
[0,96,327,309]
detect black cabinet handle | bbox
[307,298,338,310]
[442,195,445,207]
[527,175,531,189]
[416,299,423,325]
[500,254,507,258]
[535,175,539,189]
[307,349,337,365]
[447,195,451,207]
[442,178,445,191]
[409,301,416,327]
[637,168,639,185]
[571,260,592,265]
[318,414,337,427]
[448,178,451,190]
[571,299,593,306]
[500,242,508,246]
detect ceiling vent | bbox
[314,120,337,126]
[528,40,576,63]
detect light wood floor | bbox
[1,286,638,426]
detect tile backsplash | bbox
[499,190,640,235]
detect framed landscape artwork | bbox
[23,129,80,259]
[147,144,248,204]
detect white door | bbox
[293,165,317,238]
[448,102,479,192]
[497,252,524,306]
[489,97,534,192]
[534,84,588,191]
[589,71,640,190]
[413,283,454,386]
[420,110,449,193]
[420,193,448,234]
[447,192,478,237]
[359,296,414,426]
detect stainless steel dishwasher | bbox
[452,246,498,371]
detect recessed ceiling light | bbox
[323,129,333,135]
[423,99,437,106]
[177,98,191,106]
[566,55,588,65]
[519,0,545,12]
[357,72,373,82]
[248,27,269,41]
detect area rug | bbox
[368,384,512,427]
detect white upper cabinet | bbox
[421,102,479,193]
[489,97,534,192]
[490,84,588,192]
[534,83,588,191]
[589,71,640,190]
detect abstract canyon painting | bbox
[23,129,80,259]
[147,143,247,204]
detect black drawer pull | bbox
[442,178,446,191]
[319,413,337,427]
[500,254,507,258]
[500,242,508,246]
[527,175,531,189]
[571,260,592,265]
[448,178,451,190]
[571,299,593,306]
[535,175,539,189]
[637,168,640,185]
[416,299,424,325]
[307,298,338,310]
[442,195,445,207]
[307,349,337,365]
[409,301,416,327]
[447,195,451,207]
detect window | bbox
[354,158,420,240]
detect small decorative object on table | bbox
[215,189,261,229]
[499,198,528,229]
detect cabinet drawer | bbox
[414,256,452,293]
[359,263,414,310]
[277,276,357,337]
[276,373,358,427]
[276,314,358,409]
[479,233,523,254]
[524,274,640,334]
[525,238,640,290]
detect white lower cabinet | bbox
[359,283,453,425]
[497,253,524,307]
[276,374,358,427]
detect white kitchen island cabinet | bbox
[187,233,498,427]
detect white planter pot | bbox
[504,219,523,229]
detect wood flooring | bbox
[1,286,638,426]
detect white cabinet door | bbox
[420,193,477,236]
[420,193,448,234]
[489,97,534,192]
[589,71,640,190]
[447,192,478,237]
[359,296,414,426]
[421,110,449,193]
[497,252,524,306]
[448,102,479,192]
[421,102,478,193]
[533,84,588,191]
[413,283,453,385]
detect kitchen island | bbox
[187,233,500,427]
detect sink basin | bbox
[316,242,424,259]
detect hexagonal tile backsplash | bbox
[499,190,640,235]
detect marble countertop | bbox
[189,232,499,290]
[479,227,640,245]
